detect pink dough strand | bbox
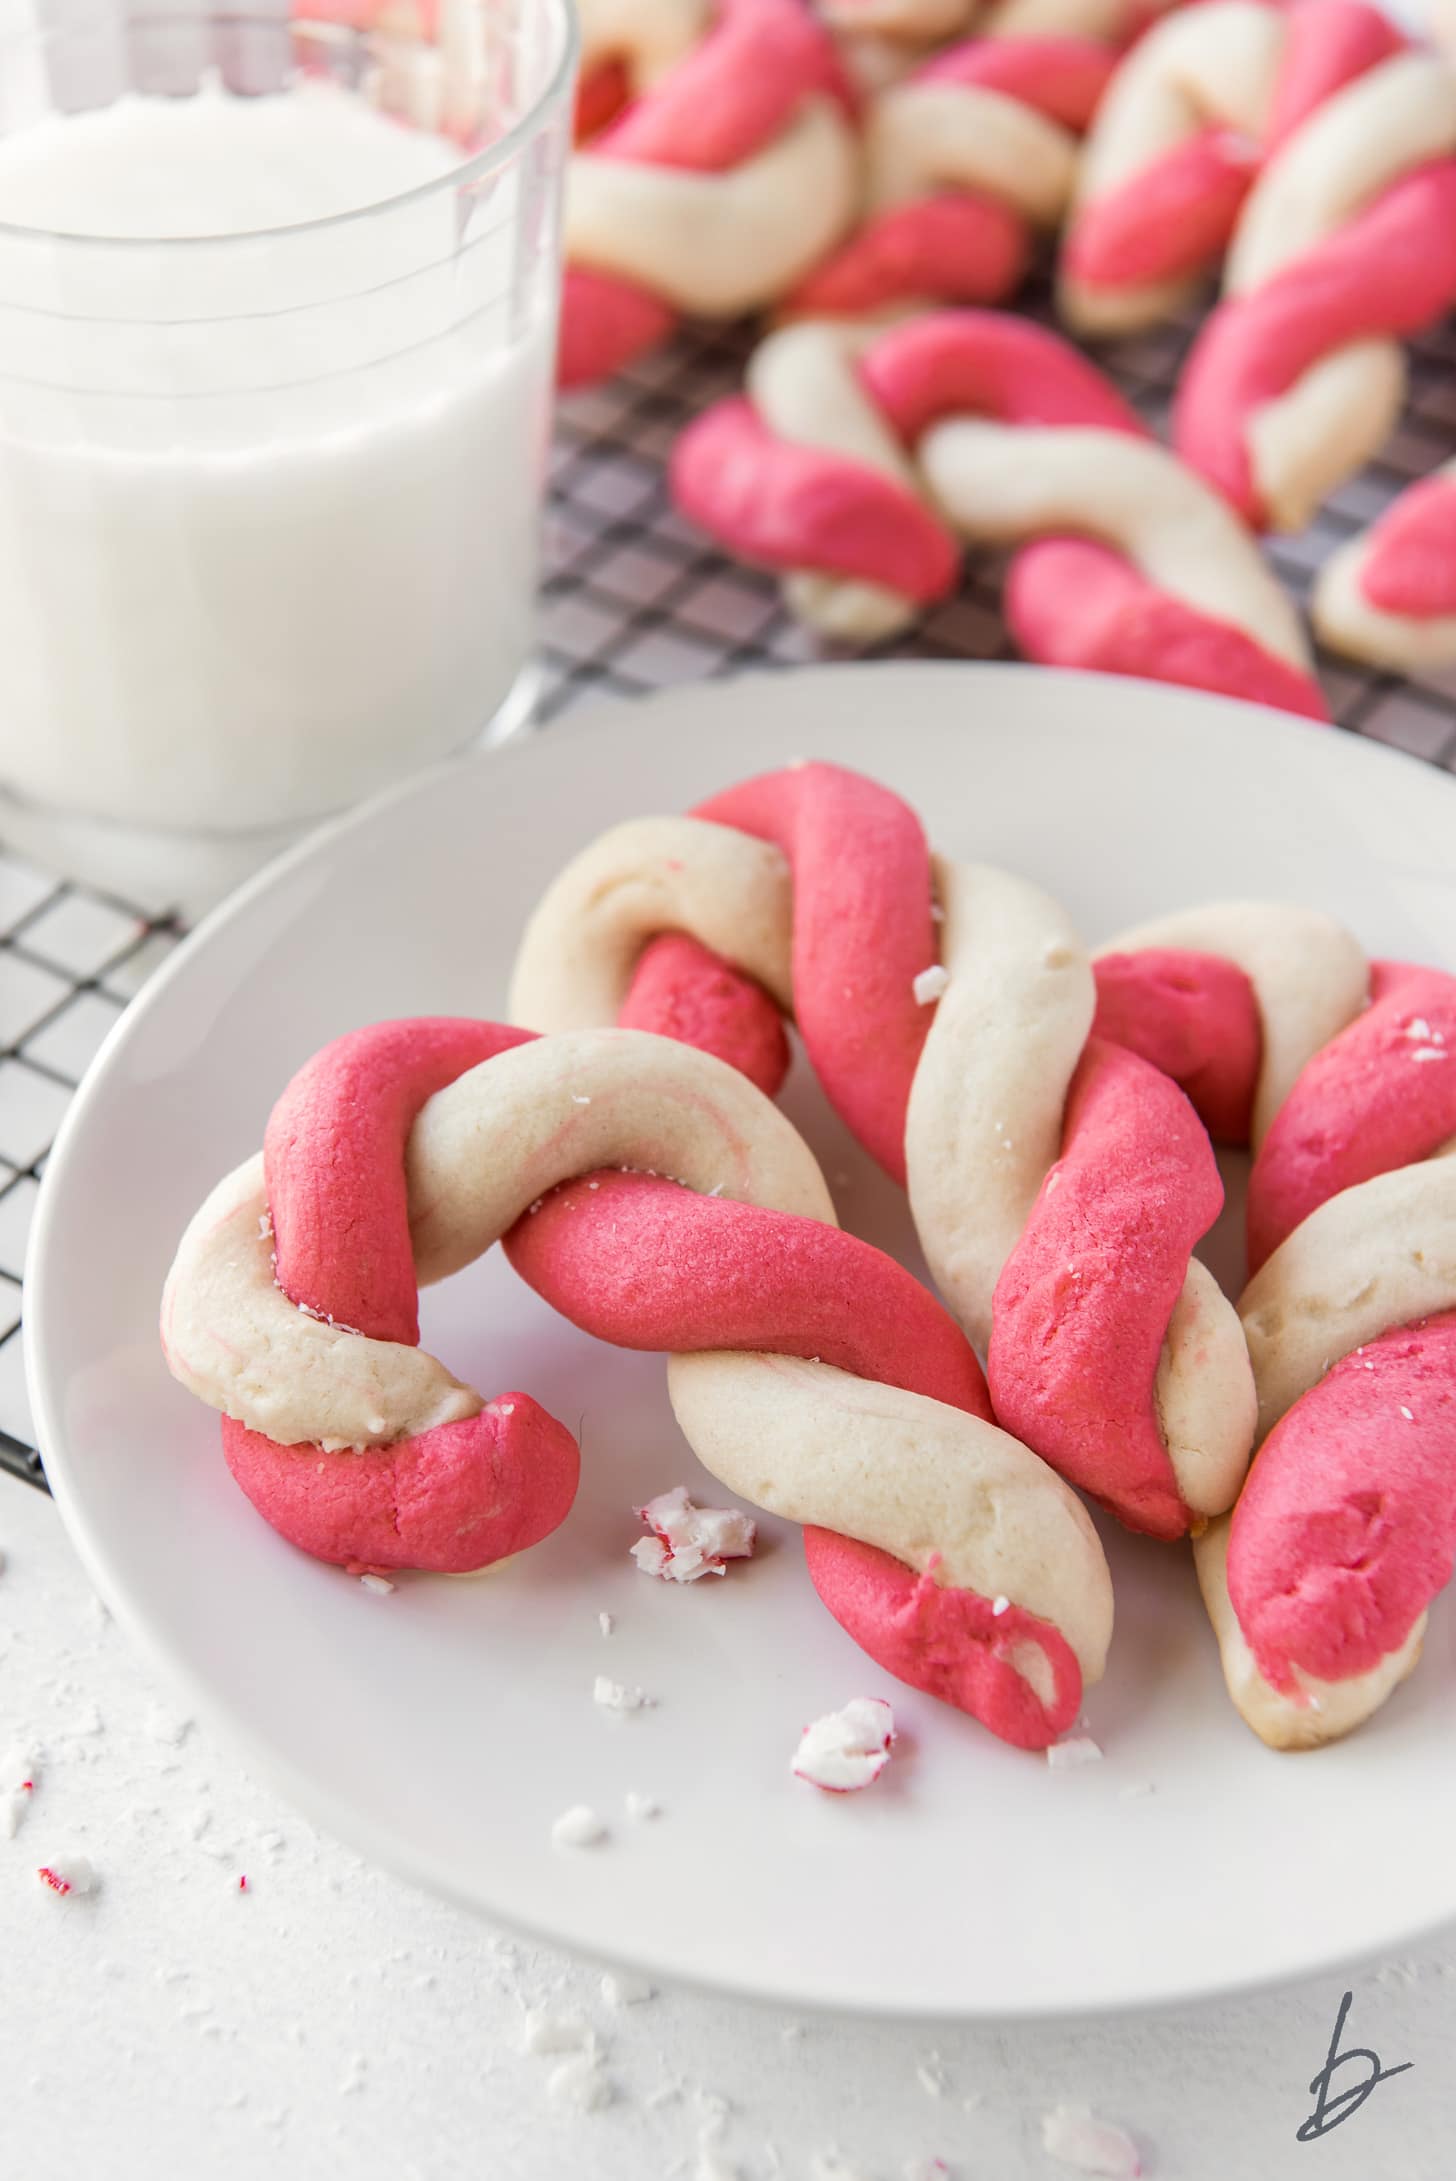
[1061,130,1261,292]
[1091,944,1264,1145]
[1228,1313,1456,1690]
[1005,540,1329,721]
[988,1039,1225,1538]
[1358,474,1456,619]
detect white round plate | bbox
[28,664,1456,2019]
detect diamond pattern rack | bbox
[5,300,1456,1489]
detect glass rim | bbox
[0,0,581,253]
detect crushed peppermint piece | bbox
[598,1611,615,1637]
[593,1676,654,1714]
[633,1487,756,1582]
[991,1595,1010,1617]
[625,1790,661,1821]
[1040,2103,1142,2176]
[37,1855,98,1897]
[521,2008,593,2055]
[551,1804,607,1849]
[601,1969,655,2007]
[238,1875,249,1893]
[1411,1047,1447,1062]
[359,1573,394,1596]
[792,1698,895,1793]
[1400,1406,1414,1421]
[1047,1736,1103,1770]
[913,964,950,1005]
[2,1748,37,1840]
[548,2051,614,2111]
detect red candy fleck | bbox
[37,1866,71,1895]
[238,1875,249,1892]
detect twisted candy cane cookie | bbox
[671,309,1327,717]
[560,0,858,387]
[513,761,1258,1538]
[162,1019,1112,1748]
[785,37,1115,319]
[820,0,1180,95]
[1174,3,1456,531]
[1093,915,1456,1744]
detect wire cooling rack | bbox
[5,299,1456,1490]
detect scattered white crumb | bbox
[547,2051,614,2112]
[593,1676,654,1714]
[632,1487,755,1583]
[598,1611,615,1637]
[793,1698,895,1793]
[913,964,950,1005]
[696,2148,742,2181]
[142,1705,191,1747]
[36,1855,98,1898]
[1041,2103,1142,2176]
[1047,1736,1103,1771]
[2,1787,32,1838]
[551,1805,608,1849]
[601,1969,655,2008]
[916,2055,947,2098]
[359,1573,394,1596]
[1118,1781,1156,1801]
[572,1094,592,1105]
[991,1595,1009,1617]
[339,2055,368,2095]
[1400,1406,1414,1421]
[696,2089,731,2135]
[625,1790,661,1822]
[521,2008,593,2055]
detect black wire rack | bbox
[5,300,1456,1492]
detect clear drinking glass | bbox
[0,0,577,910]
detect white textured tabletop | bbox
[2,1475,1451,2179]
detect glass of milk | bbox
[0,0,577,909]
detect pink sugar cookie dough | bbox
[1227,1312,1456,1692]
[1005,541,1330,721]
[622,762,937,1182]
[616,931,790,1098]
[506,1171,989,1416]
[1248,961,1456,1270]
[670,395,961,609]
[508,1171,1085,1746]
[988,1038,1225,1539]
[1092,944,1262,1145]
[1175,162,1456,525]
[228,1018,579,1571]
[857,310,1145,444]
[1359,474,1456,619]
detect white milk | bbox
[0,79,555,850]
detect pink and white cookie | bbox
[785,37,1115,319]
[162,1016,1113,1750]
[1174,4,1456,531]
[561,0,858,387]
[513,761,1260,1538]
[670,309,1328,717]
